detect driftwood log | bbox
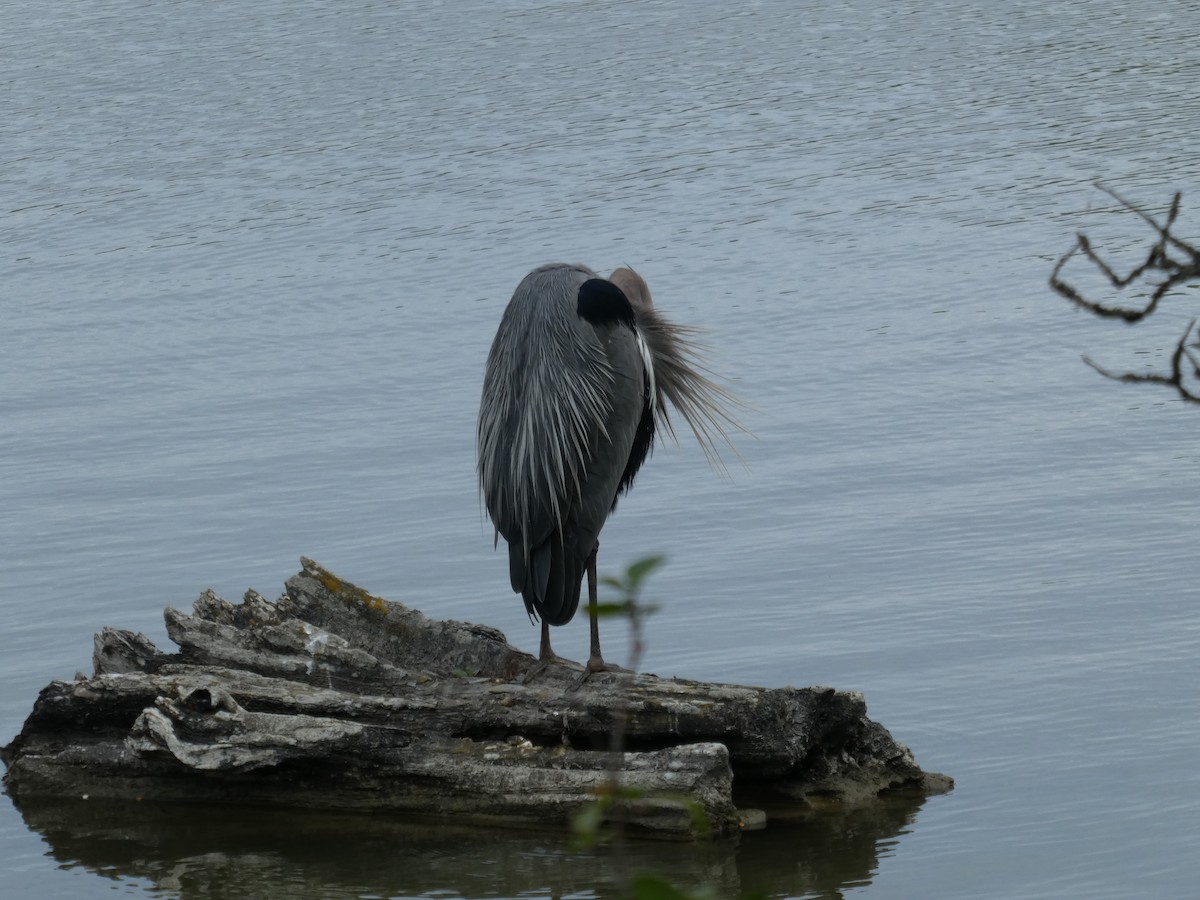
[2,558,951,839]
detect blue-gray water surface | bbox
[4,1,1199,897]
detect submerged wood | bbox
[1,558,951,838]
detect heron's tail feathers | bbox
[509,539,584,627]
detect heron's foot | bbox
[518,654,581,685]
[567,656,633,690]
[587,655,632,675]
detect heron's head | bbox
[608,267,654,312]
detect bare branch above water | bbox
[1050,185,1200,403]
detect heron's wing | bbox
[479,267,609,550]
[479,265,649,625]
[525,316,645,625]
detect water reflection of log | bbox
[11,792,935,900]
[2,558,950,840]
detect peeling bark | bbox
[2,558,951,838]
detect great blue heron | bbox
[478,262,737,677]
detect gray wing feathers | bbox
[479,263,644,625]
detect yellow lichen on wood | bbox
[307,561,390,616]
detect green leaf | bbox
[629,874,691,900]
[568,800,608,850]
[592,601,634,619]
[625,554,667,588]
[682,797,712,838]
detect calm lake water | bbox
[4,0,1199,897]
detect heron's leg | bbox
[586,545,604,669]
[519,619,579,684]
[579,542,631,680]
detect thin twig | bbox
[1051,187,1200,401]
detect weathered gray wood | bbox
[2,558,951,838]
